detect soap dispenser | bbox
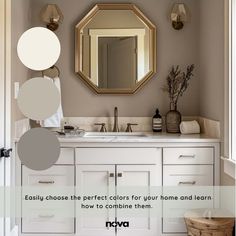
[152,109,162,132]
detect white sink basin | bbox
[84,132,147,138]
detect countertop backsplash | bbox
[62,116,220,138]
[14,116,220,139]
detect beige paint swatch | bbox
[17,77,60,121]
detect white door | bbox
[0,0,6,234]
[107,37,137,88]
[76,165,116,236]
[116,165,161,236]
[0,0,12,235]
[0,62,5,235]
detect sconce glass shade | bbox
[40,4,64,31]
[170,3,189,30]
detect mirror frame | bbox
[75,3,156,94]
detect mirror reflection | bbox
[75,4,156,94]
[98,36,137,89]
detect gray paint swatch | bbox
[18,128,60,170]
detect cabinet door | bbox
[116,165,161,236]
[76,165,115,236]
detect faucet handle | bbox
[126,123,138,132]
[94,123,107,132]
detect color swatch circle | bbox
[17,77,60,121]
[18,128,60,170]
[17,27,61,70]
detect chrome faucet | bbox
[112,107,119,132]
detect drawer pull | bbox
[38,181,55,184]
[109,173,114,178]
[179,155,195,159]
[38,214,55,218]
[179,181,196,185]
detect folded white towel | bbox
[41,76,64,128]
[179,120,200,134]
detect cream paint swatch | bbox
[17,27,61,70]
[17,77,60,121]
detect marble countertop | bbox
[57,132,220,143]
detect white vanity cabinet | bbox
[17,136,220,236]
[162,147,215,234]
[76,148,162,236]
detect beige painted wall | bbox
[199,0,224,123]
[11,0,31,123]
[11,0,234,185]
[199,0,235,185]
[30,0,200,117]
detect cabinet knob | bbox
[179,155,195,159]
[179,181,196,185]
[117,173,123,177]
[38,180,55,184]
[109,173,114,177]
[38,214,54,218]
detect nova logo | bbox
[105,221,129,228]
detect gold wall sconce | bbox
[170,3,189,30]
[40,4,64,31]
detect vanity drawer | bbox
[55,147,74,164]
[163,147,214,165]
[76,148,161,164]
[163,165,214,185]
[22,165,75,233]
[22,165,74,186]
[22,215,74,233]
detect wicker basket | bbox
[184,210,235,236]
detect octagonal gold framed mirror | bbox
[75,4,156,94]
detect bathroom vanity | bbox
[16,132,220,236]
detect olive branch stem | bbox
[162,64,195,109]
